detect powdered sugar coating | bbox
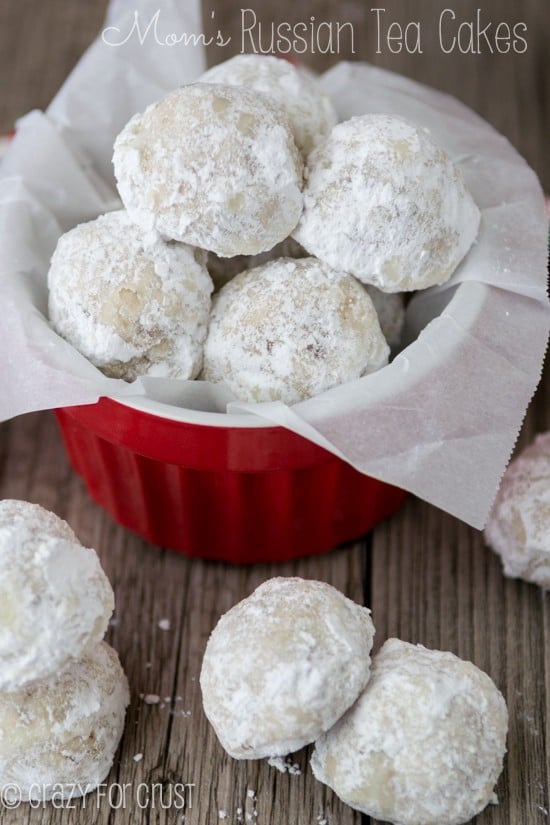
[0,642,129,801]
[207,236,307,291]
[312,638,508,825]
[202,257,389,404]
[366,287,405,349]
[293,114,481,292]
[113,83,303,256]
[200,577,375,759]
[200,54,337,158]
[48,210,213,381]
[0,500,114,692]
[484,432,550,589]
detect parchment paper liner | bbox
[0,0,548,528]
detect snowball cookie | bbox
[207,236,307,291]
[48,210,213,381]
[0,642,129,801]
[0,500,114,693]
[202,257,389,404]
[113,82,303,257]
[293,114,481,292]
[484,432,550,589]
[200,577,375,759]
[200,54,337,158]
[366,286,405,350]
[312,638,508,825]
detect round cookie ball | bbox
[207,236,307,291]
[312,638,508,825]
[293,114,481,292]
[484,432,550,589]
[200,577,375,759]
[113,83,303,256]
[0,642,129,801]
[366,286,405,350]
[48,210,213,381]
[0,500,114,693]
[200,54,337,158]
[202,257,389,404]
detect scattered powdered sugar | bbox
[47,210,213,382]
[202,257,389,404]
[158,618,171,631]
[484,431,550,588]
[200,577,375,759]
[311,639,508,825]
[267,756,301,775]
[0,500,114,692]
[293,114,480,292]
[113,83,303,257]
[142,693,161,705]
[0,642,129,801]
[137,691,191,716]
[200,54,336,158]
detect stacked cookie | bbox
[200,577,508,825]
[47,54,480,405]
[0,500,128,802]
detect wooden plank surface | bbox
[0,1,549,825]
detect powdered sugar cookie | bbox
[202,257,389,404]
[484,432,550,589]
[366,286,405,349]
[206,236,307,291]
[200,577,375,759]
[48,210,213,381]
[0,642,129,801]
[293,114,480,292]
[0,499,114,692]
[312,638,508,825]
[200,54,337,158]
[113,83,303,256]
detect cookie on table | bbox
[312,638,508,825]
[0,643,129,801]
[200,577,375,759]
[484,431,550,589]
[0,499,114,692]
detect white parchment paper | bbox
[0,0,548,528]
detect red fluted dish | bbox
[55,397,406,563]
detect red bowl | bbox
[55,397,406,563]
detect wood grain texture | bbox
[0,1,549,824]
[0,413,364,825]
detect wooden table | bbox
[0,1,548,824]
